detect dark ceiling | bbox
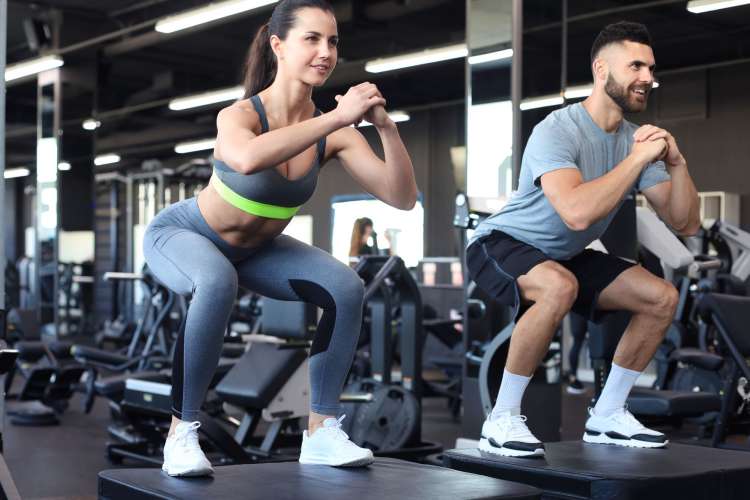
[4,0,750,172]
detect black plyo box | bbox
[444,441,750,500]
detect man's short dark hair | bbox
[591,21,652,63]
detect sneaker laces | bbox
[494,413,532,437]
[509,414,531,435]
[612,407,647,431]
[321,415,356,444]
[173,421,201,449]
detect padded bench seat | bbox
[627,387,721,416]
[98,458,541,500]
[215,343,306,409]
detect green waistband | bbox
[212,175,300,219]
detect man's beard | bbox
[605,73,650,113]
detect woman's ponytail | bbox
[242,23,276,98]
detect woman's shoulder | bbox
[216,98,262,134]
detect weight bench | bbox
[695,292,750,447]
[626,346,724,423]
[213,341,309,453]
[444,441,750,500]
[98,458,541,500]
[6,338,85,426]
[110,299,318,465]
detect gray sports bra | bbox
[211,95,326,219]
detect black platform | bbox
[98,458,541,500]
[444,441,750,500]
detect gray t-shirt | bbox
[470,103,670,260]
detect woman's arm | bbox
[331,111,417,210]
[214,83,385,175]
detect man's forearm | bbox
[667,160,700,234]
[561,154,646,230]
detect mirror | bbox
[466,0,514,214]
[36,72,60,335]
[330,194,425,268]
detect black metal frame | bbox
[708,313,750,448]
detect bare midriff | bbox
[197,180,292,249]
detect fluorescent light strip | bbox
[520,95,564,111]
[94,154,121,166]
[563,81,660,100]
[4,167,31,179]
[58,162,72,171]
[359,111,410,127]
[175,138,216,154]
[169,86,244,111]
[563,85,593,100]
[365,44,468,73]
[687,0,750,13]
[5,55,64,82]
[155,0,278,34]
[468,49,513,65]
[82,118,101,131]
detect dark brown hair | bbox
[349,217,374,257]
[591,21,651,64]
[242,0,335,98]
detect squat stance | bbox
[467,21,700,457]
[144,0,416,476]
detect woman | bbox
[349,217,377,258]
[144,0,416,477]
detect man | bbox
[467,21,700,457]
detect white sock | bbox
[490,369,531,420]
[593,363,641,417]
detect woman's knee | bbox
[193,266,238,304]
[327,270,365,315]
[294,267,364,311]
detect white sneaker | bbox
[299,415,374,467]
[162,421,214,477]
[583,407,668,449]
[479,412,545,457]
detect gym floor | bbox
[4,387,597,500]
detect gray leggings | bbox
[143,198,364,421]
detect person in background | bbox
[349,217,378,257]
[349,217,394,259]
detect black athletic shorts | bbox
[466,230,635,322]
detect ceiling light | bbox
[520,95,564,111]
[563,85,592,100]
[94,154,121,166]
[58,161,71,171]
[155,0,278,34]
[169,86,244,111]
[82,118,101,131]
[359,111,410,127]
[468,49,513,65]
[5,55,63,82]
[365,44,468,73]
[563,81,659,100]
[4,167,31,179]
[175,138,216,154]
[687,0,750,13]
